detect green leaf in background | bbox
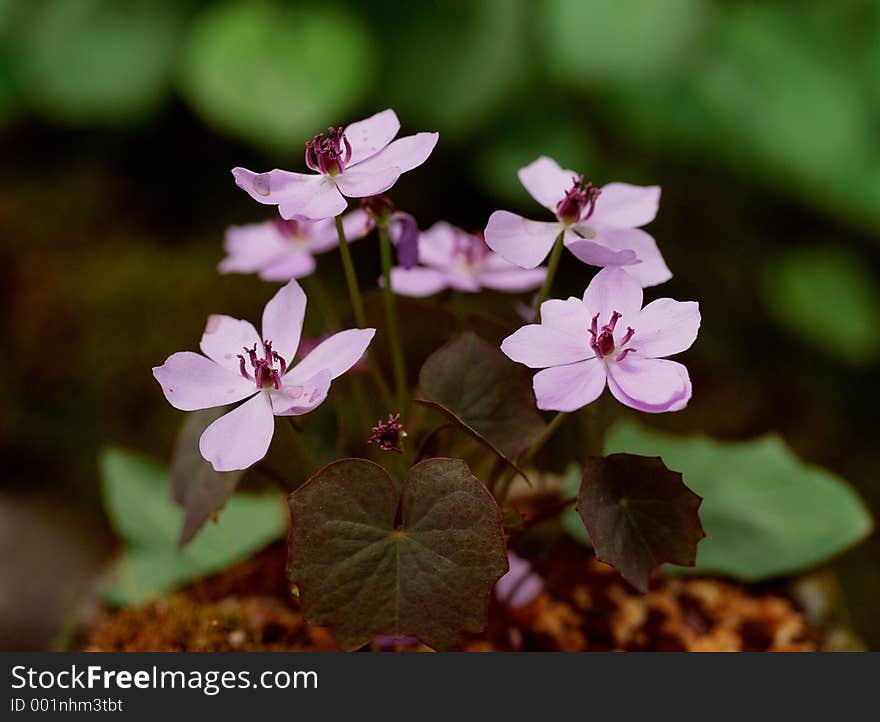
[179,1,376,151]
[417,332,546,472]
[100,447,286,606]
[18,0,180,125]
[386,0,527,137]
[763,246,880,365]
[604,421,873,582]
[540,0,709,88]
[288,457,508,650]
[576,453,705,592]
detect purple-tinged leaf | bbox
[416,332,546,472]
[576,453,705,592]
[287,457,508,650]
[170,409,244,547]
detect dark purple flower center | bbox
[589,311,636,361]
[557,176,601,224]
[368,413,406,453]
[237,339,287,390]
[304,127,352,176]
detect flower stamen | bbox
[304,127,352,177]
[237,340,287,389]
[368,413,407,453]
[556,176,601,224]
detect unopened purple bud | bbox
[389,212,419,269]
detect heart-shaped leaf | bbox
[417,332,546,473]
[604,421,874,581]
[101,447,286,605]
[287,457,508,650]
[577,453,705,592]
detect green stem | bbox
[335,214,366,328]
[378,223,408,411]
[534,230,566,322]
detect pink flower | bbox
[388,222,548,297]
[232,109,438,222]
[484,156,671,287]
[153,281,375,471]
[219,210,373,282]
[501,267,699,413]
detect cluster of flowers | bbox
[153,109,699,472]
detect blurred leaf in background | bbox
[384,0,527,139]
[541,0,709,88]
[100,447,286,606]
[179,0,377,151]
[16,0,182,125]
[763,246,880,365]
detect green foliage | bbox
[541,0,709,87]
[287,457,508,650]
[100,447,286,605]
[764,246,880,365]
[178,0,376,151]
[417,332,546,470]
[576,453,704,592]
[385,0,527,137]
[18,0,179,125]
[603,421,873,582]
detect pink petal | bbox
[307,209,374,254]
[344,109,400,165]
[199,392,275,471]
[569,226,670,288]
[281,176,347,221]
[258,251,316,282]
[270,369,332,416]
[582,267,643,322]
[501,323,592,369]
[356,132,439,174]
[153,352,256,411]
[533,358,607,412]
[539,296,594,336]
[606,357,691,413]
[219,221,288,274]
[590,182,661,228]
[518,155,577,212]
[335,164,401,198]
[199,315,261,373]
[635,300,700,358]
[477,267,547,292]
[286,328,376,384]
[484,211,563,269]
[418,221,459,268]
[389,267,450,297]
[445,272,482,293]
[231,167,347,221]
[261,280,307,366]
[495,553,543,608]
[563,237,639,267]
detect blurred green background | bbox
[1,0,879,649]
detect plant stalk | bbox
[378,223,408,411]
[533,230,566,321]
[335,214,366,328]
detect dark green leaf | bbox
[577,453,705,592]
[287,457,508,650]
[417,332,546,471]
[170,409,244,547]
[605,421,874,581]
[101,447,285,605]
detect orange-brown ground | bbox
[84,541,817,652]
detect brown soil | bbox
[84,540,817,652]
